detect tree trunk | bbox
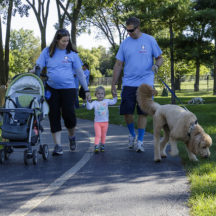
[0,85,7,107]
[4,0,13,84]
[169,22,175,104]
[194,58,200,92]
[175,74,181,90]
[0,17,6,85]
[0,0,13,86]
[56,0,71,29]
[40,28,46,50]
[213,37,216,95]
[26,0,50,51]
[71,0,82,49]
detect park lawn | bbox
[76,86,216,216]
[0,84,215,215]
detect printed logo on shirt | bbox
[139,45,147,53]
[62,56,70,63]
[96,102,106,116]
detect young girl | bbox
[86,86,117,153]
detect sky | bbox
[3,1,110,50]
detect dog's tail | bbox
[137,84,160,115]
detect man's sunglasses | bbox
[126,26,137,33]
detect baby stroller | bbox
[0,73,49,165]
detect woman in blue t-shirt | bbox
[36,29,91,156]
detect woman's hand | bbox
[85,92,91,102]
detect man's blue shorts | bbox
[120,86,148,116]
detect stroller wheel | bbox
[38,145,43,154]
[42,144,49,160]
[4,146,13,160]
[32,149,38,165]
[0,150,5,164]
[24,150,28,165]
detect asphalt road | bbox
[0,118,189,216]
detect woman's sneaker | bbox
[69,136,76,151]
[94,145,99,153]
[100,144,105,152]
[52,144,63,156]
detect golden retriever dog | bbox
[137,84,212,162]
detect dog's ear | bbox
[200,132,212,148]
[187,133,200,155]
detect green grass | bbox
[0,83,216,215]
[77,85,216,216]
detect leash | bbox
[156,74,189,111]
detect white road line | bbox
[9,131,94,216]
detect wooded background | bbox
[0,0,216,105]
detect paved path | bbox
[0,118,190,216]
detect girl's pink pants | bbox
[94,122,109,145]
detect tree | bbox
[78,46,102,78]
[0,0,29,85]
[97,47,114,77]
[124,0,191,103]
[0,0,14,86]
[26,0,50,50]
[82,1,127,50]
[192,0,216,95]
[152,0,191,103]
[55,0,70,29]
[9,28,40,78]
[0,0,29,106]
[56,0,83,49]
[174,33,212,91]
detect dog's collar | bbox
[187,120,198,137]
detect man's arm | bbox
[111,60,123,97]
[155,55,163,67]
[152,55,163,73]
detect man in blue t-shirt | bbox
[79,63,90,107]
[111,17,163,152]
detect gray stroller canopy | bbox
[6,73,44,97]
[5,73,49,117]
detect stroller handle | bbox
[35,65,48,80]
[35,65,41,77]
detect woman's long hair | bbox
[49,29,77,57]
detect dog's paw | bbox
[169,149,179,156]
[154,156,161,162]
[161,151,167,158]
[189,155,199,162]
